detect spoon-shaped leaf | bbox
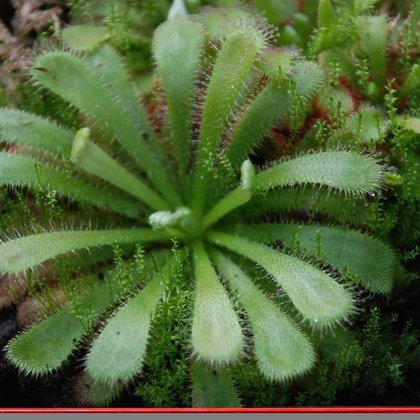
[239,223,395,294]
[213,251,315,380]
[208,231,354,327]
[0,151,144,218]
[0,229,170,274]
[86,255,179,385]
[191,241,243,364]
[255,151,382,195]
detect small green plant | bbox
[309,0,420,108]
[0,7,396,407]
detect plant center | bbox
[148,206,206,241]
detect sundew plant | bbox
[0,6,396,407]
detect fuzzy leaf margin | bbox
[238,223,395,293]
[255,151,383,195]
[212,251,315,381]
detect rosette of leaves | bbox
[309,0,420,109]
[0,9,395,407]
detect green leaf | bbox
[396,115,420,133]
[153,18,204,172]
[82,45,151,139]
[318,0,336,29]
[207,232,354,327]
[319,85,355,114]
[398,64,420,99]
[208,151,382,225]
[82,45,182,206]
[0,108,73,156]
[346,107,388,144]
[193,29,265,216]
[6,282,113,375]
[32,51,181,207]
[241,187,376,226]
[62,25,108,51]
[213,252,315,381]
[202,160,254,230]
[255,151,382,195]
[356,15,387,86]
[257,48,294,80]
[291,60,324,98]
[0,228,170,274]
[0,151,143,218]
[71,128,170,211]
[6,253,167,376]
[74,373,123,407]
[82,44,168,173]
[191,363,241,407]
[225,81,292,168]
[225,60,323,169]
[202,8,260,40]
[239,223,395,294]
[192,241,243,364]
[86,256,178,385]
[280,25,302,46]
[251,0,297,24]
